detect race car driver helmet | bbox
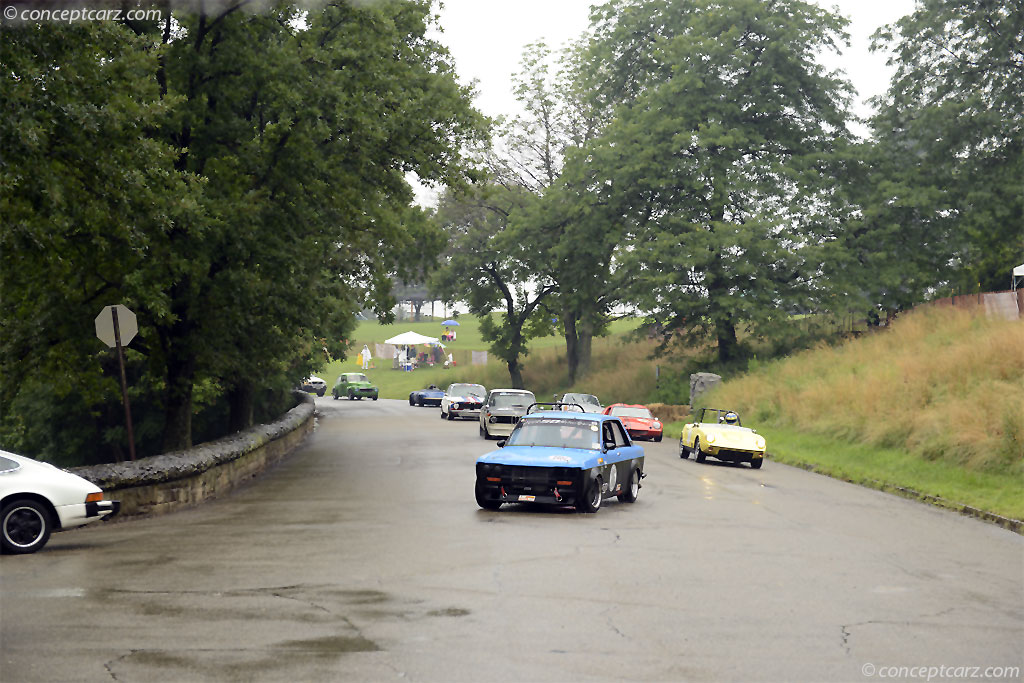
[724,411,739,425]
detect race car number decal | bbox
[549,455,572,463]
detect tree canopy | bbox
[1,1,484,462]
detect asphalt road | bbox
[2,397,1022,682]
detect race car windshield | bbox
[492,393,534,408]
[610,407,652,419]
[450,384,485,397]
[566,394,599,405]
[506,420,601,450]
[350,374,368,382]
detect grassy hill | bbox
[688,306,1024,520]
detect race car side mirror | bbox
[497,440,506,448]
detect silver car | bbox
[559,392,603,413]
[479,389,536,439]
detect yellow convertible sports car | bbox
[679,408,766,469]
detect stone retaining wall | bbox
[71,393,315,519]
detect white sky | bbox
[414,0,917,205]
[433,0,916,120]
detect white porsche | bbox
[1,450,120,554]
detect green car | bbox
[332,373,379,401]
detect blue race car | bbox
[409,384,445,407]
[475,405,645,513]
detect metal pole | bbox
[111,307,137,462]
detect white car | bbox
[300,376,327,397]
[559,392,603,413]
[1,450,120,554]
[479,389,536,439]
[441,383,486,421]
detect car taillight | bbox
[85,492,104,503]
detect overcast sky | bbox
[434,0,915,119]
[415,0,917,204]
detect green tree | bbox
[431,184,557,388]
[1,1,484,461]
[0,21,194,463]
[867,0,1024,295]
[581,0,855,363]
[491,41,624,385]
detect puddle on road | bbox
[280,634,381,654]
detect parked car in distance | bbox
[559,392,602,413]
[475,407,645,513]
[409,384,445,407]
[1,450,120,554]
[603,403,663,442]
[479,389,536,439]
[332,373,379,400]
[299,376,327,397]
[441,383,486,421]
[679,408,765,469]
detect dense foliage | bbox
[1,1,483,463]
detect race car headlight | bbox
[489,416,497,423]
[756,437,766,450]
[706,434,716,444]
[452,402,460,409]
[653,421,662,428]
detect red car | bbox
[603,404,663,442]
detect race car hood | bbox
[703,424,762,449]
[450,394,484,403]
[484,407,529,416]
[477,445,601,470]
[619,416,660,429]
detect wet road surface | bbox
[1,397,1021,682]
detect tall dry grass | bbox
[707,307,1024,474]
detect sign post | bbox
[95,305,138,462]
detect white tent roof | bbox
[384,331,441,345]
[1014,263,1024,277]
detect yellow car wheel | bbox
[693,438,707,463]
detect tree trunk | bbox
[161,348,195,452]
[563,306,579,385]
[228,381,254,433]
[577,316,595,381]
[507,357,524,389]
[715,317,739,364]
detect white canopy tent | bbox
[1013,263,1024,291]
[384,331,443,346]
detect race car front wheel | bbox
[693,438,706,463]
[617,467,641,504]
[577,475,603,513]
[750,458,763,469]
[475,480,502,511]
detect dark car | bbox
[409,385,445,407]
[475,406,645,513]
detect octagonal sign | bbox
[95,305,137,348]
